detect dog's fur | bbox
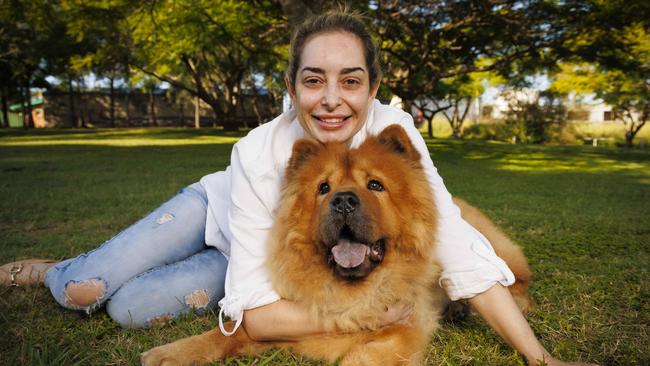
[141,125,532,366]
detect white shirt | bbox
[199,100,515,335]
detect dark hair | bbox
[286,11,382,88]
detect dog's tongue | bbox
[331,239,368,268]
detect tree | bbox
[61,0,135,127]
[431,72,487,139]
[128,0,287,130]
[0,0,55,128]
[552,25,649,147]
[368,0,563,137]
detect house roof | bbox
[9,99,44,112]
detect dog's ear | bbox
[287,138,323,175]
[377,124,421,162]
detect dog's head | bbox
[282,125,437,281]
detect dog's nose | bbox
[330,191,360,215]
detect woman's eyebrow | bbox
[301,67,325,75]
[341,67,365,75]
[300,66,366,75]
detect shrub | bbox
[504,91,568,144]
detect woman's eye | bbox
[343,79,360,86]
[305,78,321,85]
[318,182,330,195]
[367,180,384,192]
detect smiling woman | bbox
[287,31,379,143]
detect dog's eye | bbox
[367,179,384,192]
[318,182,330,195]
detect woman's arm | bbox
[242,299,413,342]
[469,284,597,366]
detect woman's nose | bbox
[321,83,341,109]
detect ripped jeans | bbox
[44,183,228,328]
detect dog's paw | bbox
[140,345,182,366]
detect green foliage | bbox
[551,12,650,147]
[127,0,287,129]
[2,0,647,133]
[432,72,488,139]
[60,0,132,76]
[371,1,559,103]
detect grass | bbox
[1,128,648,365]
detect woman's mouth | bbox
[313,115,351,130]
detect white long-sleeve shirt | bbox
[199,100,515,335]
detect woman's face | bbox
[287,31,379,144]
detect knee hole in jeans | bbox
[184,289,210,309]
[147,313,175,327]
[64,279,106,307]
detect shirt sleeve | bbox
[217,143,281,336]
[398,116,515,301]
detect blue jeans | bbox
[44,183,228,328]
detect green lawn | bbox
[1,128,648,365]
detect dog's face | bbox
[283,125,435,281]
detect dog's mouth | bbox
[327,225,385,280]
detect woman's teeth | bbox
[318,117,346,123]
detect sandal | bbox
[0,259,58,287]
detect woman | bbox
[1,11,593,366]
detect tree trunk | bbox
[109,76,116,127]
[179,97,185,127]
[625,130,634,147]
[125,89,131,126]
[149,88,158,126]
[194,95,200,128]
[76,78,86,128]
[18,85,25,127]
[1,86,8,128]
[452,122,462,139]
[24,80,34,128]
[67,74,77,128]
[124,67,131,126]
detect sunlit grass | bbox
[0,128,243,147]
[1,128,648,365]
[572,121,650,141]
[418,118,650,146]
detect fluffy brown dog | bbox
[141,125,532,366]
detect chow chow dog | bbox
[141,125,532,365]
